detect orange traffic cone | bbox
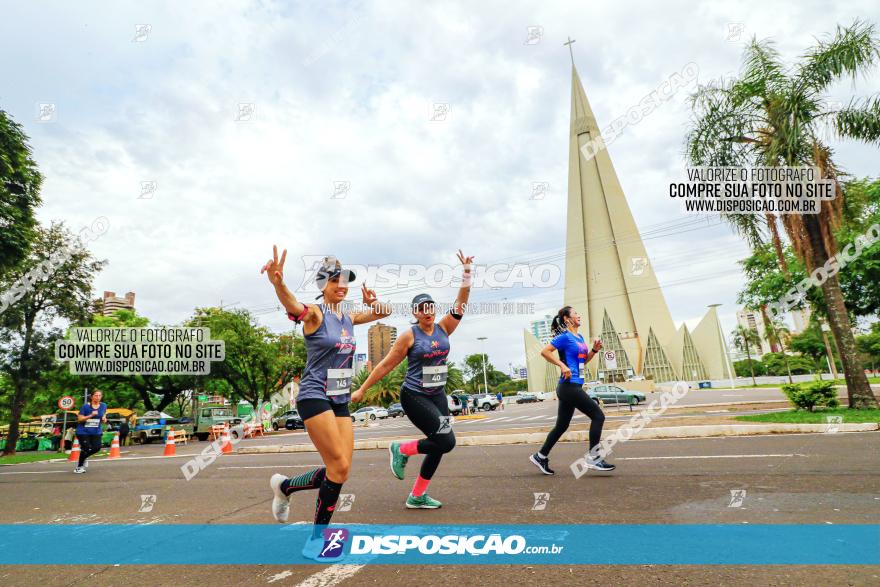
[108,432,121,459]
[221,424,233,454]
[163,428,176,457]
[68,437,80,462]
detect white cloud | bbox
[2,0,878,370]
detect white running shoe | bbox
[73,466,85,474]
[269,474,291,523]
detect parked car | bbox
[515,393,539,404]
[351,406,388,422]
[272,409,304,431]
[447,395,464,416]
[473,393,500,411]
[387,403,404,418]
[587,384,646,405]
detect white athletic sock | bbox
[537,452,547,459]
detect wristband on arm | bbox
[461,263,473,287]
[287,304,310,323]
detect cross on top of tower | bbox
[564,37,576,65]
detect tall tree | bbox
[765,319,794,383]
[732,325,762,386]
[856,323,880,372]
[0,110,42,276]
[462,353,495,392]
[0,223,104,455]
[686,20,880,408]
[191,308,305,413]
[77,309,194,412]
[789,321,834,372]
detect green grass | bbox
[735,408,880,424]
[0,451,68,465]
[728,376,879,389]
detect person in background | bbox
[119,418,130,446]
[528,306,613,476]
[496,390,504,410]
[74,390,107,473]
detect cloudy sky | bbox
[2,0,878,373]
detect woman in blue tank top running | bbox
[353,250,474,509]
[262,247,390,558]
[529,305,615,475]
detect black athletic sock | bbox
[281,467,326,496]
[313,477,343,535]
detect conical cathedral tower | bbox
[524,57,729,387]
[563,65,678,381]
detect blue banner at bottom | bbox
[0,524,876,565]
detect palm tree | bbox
[732,325,762,386]
[686,20,880,408]
[765,316,794,383]
[446,361,465,392]
[351,361,405,407]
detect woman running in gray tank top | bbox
[354,250,474,509]
[262,247,390,559]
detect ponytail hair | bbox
[551,306,574,335]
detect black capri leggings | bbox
[399,386,456,480]
[539,381,605,456]
[76,434,103,467]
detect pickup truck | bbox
[192,403,243,441]
[131,411,193,444]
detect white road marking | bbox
[218,465,321,470]
[267,570,293,583]
[0,470,72,475]
[616,453,804,461]
[294,564,365,587]
[525,416,546,421]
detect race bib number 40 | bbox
[422,365,448,388]
[327,368,354,396]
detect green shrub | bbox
[734,358,766,377]
[781,381,840,412]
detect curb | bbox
[235,422,879,454]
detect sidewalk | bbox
[237,414,878,454]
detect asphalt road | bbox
[48,383,861,455]
[1,431,877,585]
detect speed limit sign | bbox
[58,395,75,410]
[603,350,618,370]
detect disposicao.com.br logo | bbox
[346,532,563,556]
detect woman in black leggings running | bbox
[352,250,473,508]
[529,305,615,475]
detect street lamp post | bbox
[477,337,488,393]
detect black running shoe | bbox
[586,458,616,472]
[529,453,555,475]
